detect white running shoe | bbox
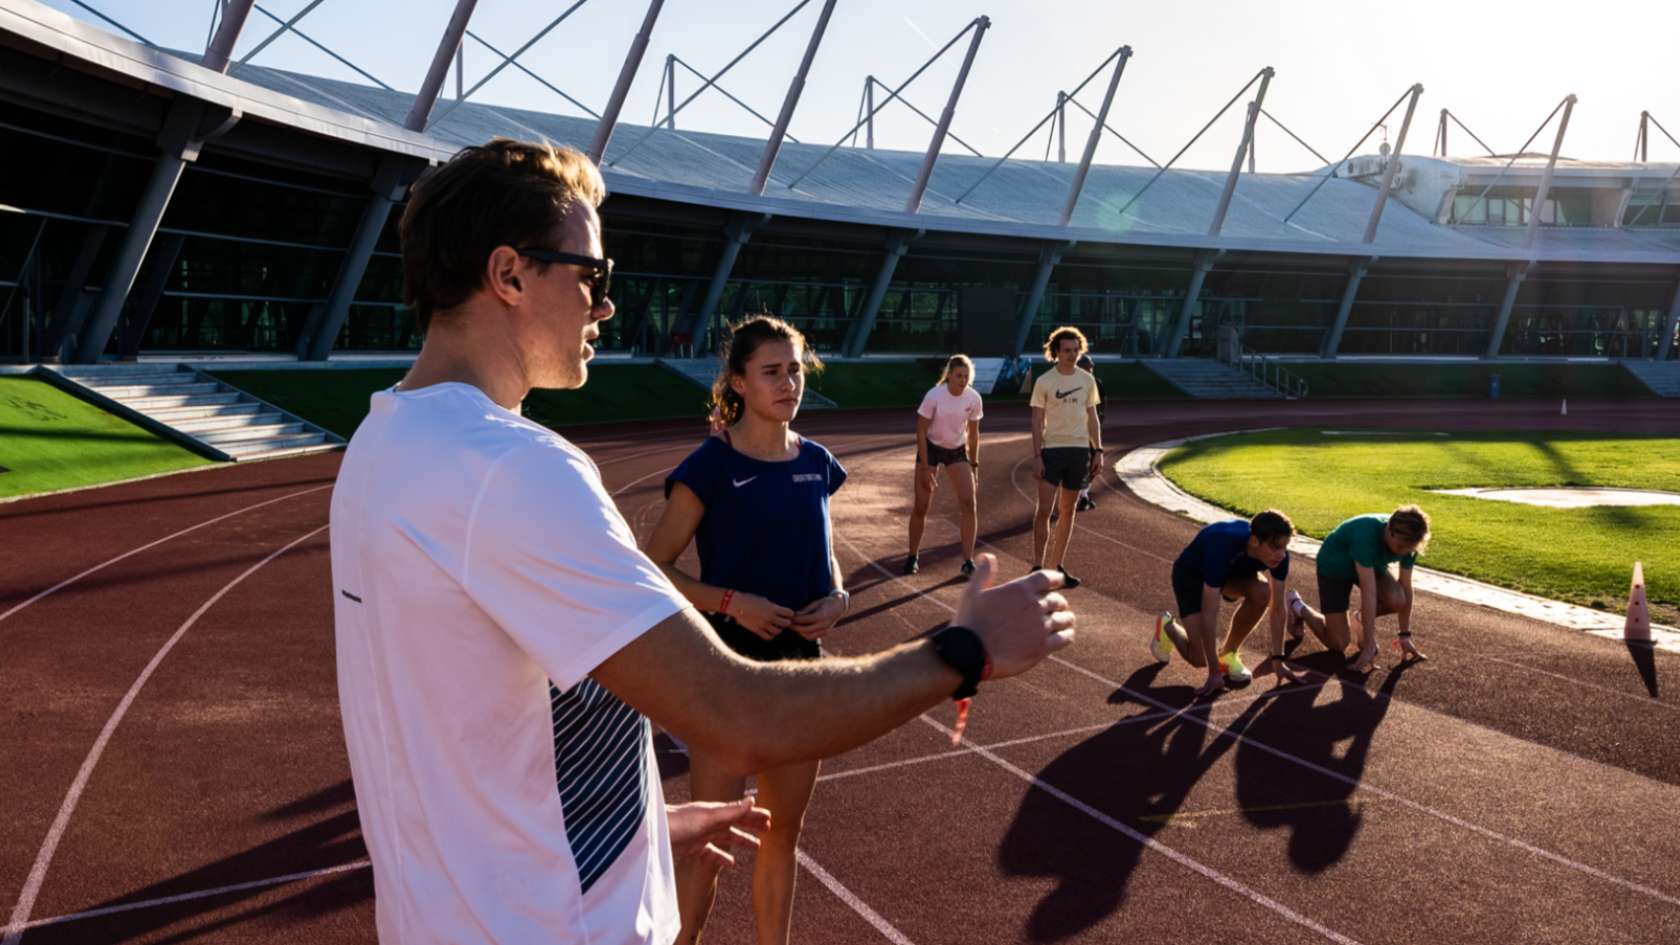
[1285,589,1306,640]
[1150,613,1176,664]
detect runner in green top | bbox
[1285,506,1432,672]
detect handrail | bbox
[1230,343,1308,399]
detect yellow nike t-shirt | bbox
[1030,367,1100,449]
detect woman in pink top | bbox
[902,354,984,578]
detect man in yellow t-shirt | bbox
[1028,327,1103,588]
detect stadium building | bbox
[2,0,1678,396]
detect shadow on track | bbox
[995,661,1407,941]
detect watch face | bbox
[936,626,986,674]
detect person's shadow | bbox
[995,665,1242,941]
[996,662,1409,941]
[1226,661,1407,873]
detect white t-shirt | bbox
[330,383,691,945]
[916,384,984,450]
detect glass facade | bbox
[2,81,1677,364]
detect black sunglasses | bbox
[514,249,613,308]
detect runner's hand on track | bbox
[951,553,1074,680]
[667,798,770,868]
[790,595,845,640]
[1349,643,1379,674]
[1258,657,1311,685]
[1399,637,1428,662]
[731,593,795,640]
[1195,672,1227,698]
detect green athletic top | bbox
[1316,513,1417,581]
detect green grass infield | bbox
[0,376,212,498]
[1157,426,1679,623]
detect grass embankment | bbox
[0,376,212,498]
[1283,362,1656,399]
[1158,427,1679,623]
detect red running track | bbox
[3,399,1678,944]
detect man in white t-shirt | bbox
[1027,327,1104,589]
[330,139,1077,944]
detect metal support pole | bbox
[588,0,665,164]
[1057,93,1066,163]
[1657,271,1680,361]
[866,78,874,148]
[406,0,479,131]
[844,228,922,357]
[1164,250,1218,358]
[1058,46,1131,227]
[303,154,409,361]
[74,100,240,364]
[1208,67,1272,237]
[1638,111,1649,163]
[1248,129,1256,173]
[1012,241,1073,356]
[666,55,677,129]
[1483,261,1529,360]
[689,213,770,346]
[1523,95,1576,249]
[903,17,990,214]
[1438,108,1447,156]
[749,0,838,196]
[1322,256,1373,357]
[201,0,255,73]
[456,42,464,100]
[1363,83,1423,244]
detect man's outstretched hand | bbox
[667,798,771,868]
[951,554,1076,680]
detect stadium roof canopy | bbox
[7,0,1680,267]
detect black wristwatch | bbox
[930,625,989,700]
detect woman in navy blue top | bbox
[646,315,847,945]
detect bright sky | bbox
[39,0,1680,172]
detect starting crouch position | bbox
[1152,510,1304,696]
[1286,505,1431,673]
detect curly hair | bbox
[1042,326,1089,360]
[1388,505,1432,553]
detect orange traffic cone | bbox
[1625,562,1651,642]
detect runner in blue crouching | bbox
[1151,510,1307,696]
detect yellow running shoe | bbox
[1150,613,1175,664]
[1220,651,1252,683]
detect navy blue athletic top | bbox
[1175,519,1290,587]
[666,434,847,611]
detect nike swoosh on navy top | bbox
[733,476,757,487]
[1055,388,1080,399]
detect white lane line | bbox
[0,484,334,626]
[916,715,1365,945]
[609,465,677,499]
[1006,455,1172,565]
[831,531,1367,941]
[797,851,917,945]
[1485,657,1678,711]
[2,523,332,945]
[17,860,371,931]
[835,526,1680,914]
[1046,654,1680,909]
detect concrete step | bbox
[171,410,285,432]
[1622,360,1680,397]
[144,401,267,423]
[1142,359,1287,399]
[85,381,221,398]
[195,422,306,446]
[121,391,243,409]
[222,431,328,456]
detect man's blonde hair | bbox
[1043,326,1089,360]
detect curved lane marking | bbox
[0,484,334,626]
[833,521,1680,921]
[3,523,332,944]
